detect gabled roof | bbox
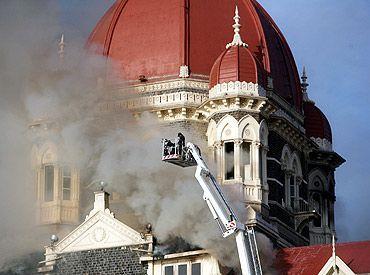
[53,191,147,254]
[274,240,370,275]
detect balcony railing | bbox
[293,198,310,213]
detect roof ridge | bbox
[280,239,370,252]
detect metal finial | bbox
[50,234,58,246]
[58,33,65,60]
[301,66,309,101]
[100,181,107,191]
[226,6,248,49]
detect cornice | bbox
[100,91,208,114]
[310,137,332,152]
[266,89,304,124]
[114,78,209,95]
[209,81,266,99]
[269,116,317,153]
[199,95,275,121]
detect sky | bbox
[258,0,370,242]
[54,0,370,242]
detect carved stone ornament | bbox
[244,129,251,137]
[179,65,190,78]
[209,81,266,99]
[310,137,333,152]
[92,227,107,243]
[53,210,148,254]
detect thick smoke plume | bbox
[0,1,276,273]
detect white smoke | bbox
[0,1,276,272]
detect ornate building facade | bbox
[36,0,346,273]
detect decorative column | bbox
[261,145,269,205]
[214,141,223,182]
[295,176,303,211]
[55,166,61,201]
[252,141,262,181]
[234,139,243,183]
[284,169,293,208]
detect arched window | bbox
[44,165,54,202]
[206,114,268,207]
[289,158,303,210]
[308,171,327,229]
[35,144,80,224]
[312,192,322,227]
[281,146,291,208]
[281,147,303,212]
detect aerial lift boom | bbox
[162,134,262,275]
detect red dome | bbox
[87,0,302,111]
[209,45,263,88]
[304,102,332,142]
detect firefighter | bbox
[163,139,175,156]
[176,132,185,155]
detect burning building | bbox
[28,0,359,274]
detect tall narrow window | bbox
[289,176,295,209]
[224,142,234,180]
[178,264,187,275]
[164,266,174,275]
[312,193,322,227]
[44,165,54,202]
[191,263,201,275]
[259,147,263,180]
[328,201,333,229]
[241,142,251,181]
[62,166,71,200]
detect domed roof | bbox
[209,46,263,88]
[304,101,332,142]
[209,7,264,89]
[87,0,302,111]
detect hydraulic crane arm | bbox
[161,134,262,275]
[187,142,243,236]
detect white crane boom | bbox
[161,134,262,275]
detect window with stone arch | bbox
[308,170,327,228]
[39,145,73,202]
[281,145,292,207]
[206,114,264,185]
[281,146,303,211]
[41,147,58,202]
[289,155,303,211]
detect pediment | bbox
[318,255,356,275]
[55,210,145,253]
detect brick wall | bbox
[54,247,146,275]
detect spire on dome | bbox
[58,33,65,60]
[301,66,310,102]
[226,6,248,49]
